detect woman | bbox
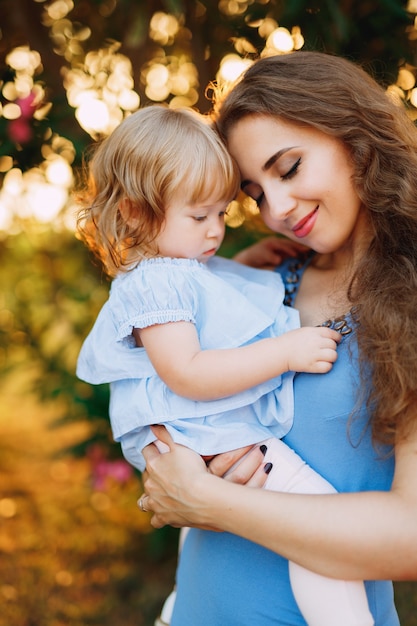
[140,51,417,625]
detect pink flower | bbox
[8,118,33,143]
[87,444,134,490]
[16,92,37,118]
[7,91,38,144]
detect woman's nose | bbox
[264,187,297,222]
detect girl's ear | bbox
[119,198,140,227]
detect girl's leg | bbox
[263,437,374,626]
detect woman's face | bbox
[227,116,365,255]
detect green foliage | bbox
[0,227,115,456]
[278,0,412,82]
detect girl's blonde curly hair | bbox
[76,105,240,277]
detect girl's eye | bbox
[193,216,207,222]
[282,157,301,180]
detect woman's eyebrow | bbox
[263,147,295,171]
[240,147,296,190]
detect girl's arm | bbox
[142,424,417,581]
[136,321,340,401]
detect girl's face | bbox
[227,115,366,255]
[155,196,228,262]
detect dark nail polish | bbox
[264,462,273,475]
[260,444,268,456]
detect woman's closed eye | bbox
[255,191,265,208]
[244,157,302,207]
[282,157,301,180]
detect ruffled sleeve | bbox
[108,258,200,343]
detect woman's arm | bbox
[142,425,417,581]
[233,236,309,269]
[137,321,340,401]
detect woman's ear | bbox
[119,198,140,227]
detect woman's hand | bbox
[233,236,309,269]
[141,426,216,529]
[141,426,268,529]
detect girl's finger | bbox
[150,424,175,447]
[142,440,162,463]
[221,444,266,484]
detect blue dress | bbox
[170,257,399,626]
[77,256,300,470]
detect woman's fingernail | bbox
[260,444,268,456]
[264,462,273,475]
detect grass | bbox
[0,375,416,625]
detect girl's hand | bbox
[284,326,341,374]
[233,236,309,269]
[207,444,269,488]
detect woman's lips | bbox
[292,207,319,238]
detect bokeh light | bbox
[40,0,91,64]
[219,0,249,17]
[263,25,304,56]
[6,47,42,75]
[141,54,199,107]
[64,45,140,137]
[397,67,416,90]
[0,46,76,231]
[149,12,180,45]
[387,63,417,120]
[0,154,74,230]
[225,196,260,228]
[216,54,253,85]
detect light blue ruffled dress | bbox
[77,256,300,470]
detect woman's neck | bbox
[295,262,352,326]
[296,223,372,327]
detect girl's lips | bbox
[292,207,319,238]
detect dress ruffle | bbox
[77,256,299,447]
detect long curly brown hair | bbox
[214,51,417,446]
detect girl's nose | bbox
[207,218,225,238]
